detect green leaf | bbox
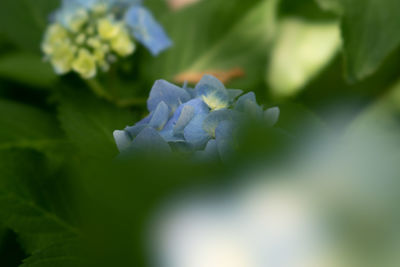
[21,239,82,267]
[0,191,78,254]
[143,0,279,89]
[267,18,340,97]
[0,149,79,254]
[0,99,62,151]
[316,0,400,82]
[0,0,58,52]
[0,52,57,88]
[58,90,137,158]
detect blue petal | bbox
[148,101,170,130]
[159,129,184,143]
[183,113,210,149]
[129,127,171,154]
[125,6,172,56]
[215,120,236,161]
[162,98,209,135]
[125,124,147,139]
[235,92,256,111]
[202,109,240,137]
[135,113,153,126]
[195,75,229,110]
[147,80,191,112]
[234,92,263,118]
[173,105,194,135]
[113,130,132,152]
[264,107,280,126]
[195,75,225,95]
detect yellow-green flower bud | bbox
[110,30,135,56]
[87,37,102,49]
[97,18,122,40]
[75,33,86,45]
[42,23,69,55]
[72,49,97,79]
[69,9,89,32]
[50,42,77,74]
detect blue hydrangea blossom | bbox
[114,75,280,160]
[42,0,171,78]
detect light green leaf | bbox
[143,0,279,89]
[0,99,62,151]
[267,18,341,97]
[0,52,57,88]
[316,0,400,82]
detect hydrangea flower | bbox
[42,0,172,79]
[113,75,280,160]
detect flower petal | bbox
[173,105,194,135]
[149,101,170,130]
[129,127,171,154]
[234,92,263,118]
[113,130,132,152]
[195,75,229,110]
[125,6,172,56]
[215,120,236,162]
[202,109,240,137]
[264,107,280,127]
[183,113,210,149]
[147,79,191,112]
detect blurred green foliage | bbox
[0,0,400,266]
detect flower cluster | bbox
[114,75,279,160]
[42,0,171,79]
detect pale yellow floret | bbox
[87,37,102,49]
[42,23,69,55]
[86,26,95,35]
[93,47,106,63]
[75,33,86,45]
[110,30,135,56]
[69,9,89,32]
[97,18,122,40]
[50,42,77,74]
[92,3,108,15]
[72,49,97,79]
[202,94,229,110]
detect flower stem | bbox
[115,97,147,107]
[85,78,114,102]
[85,78,146,107]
